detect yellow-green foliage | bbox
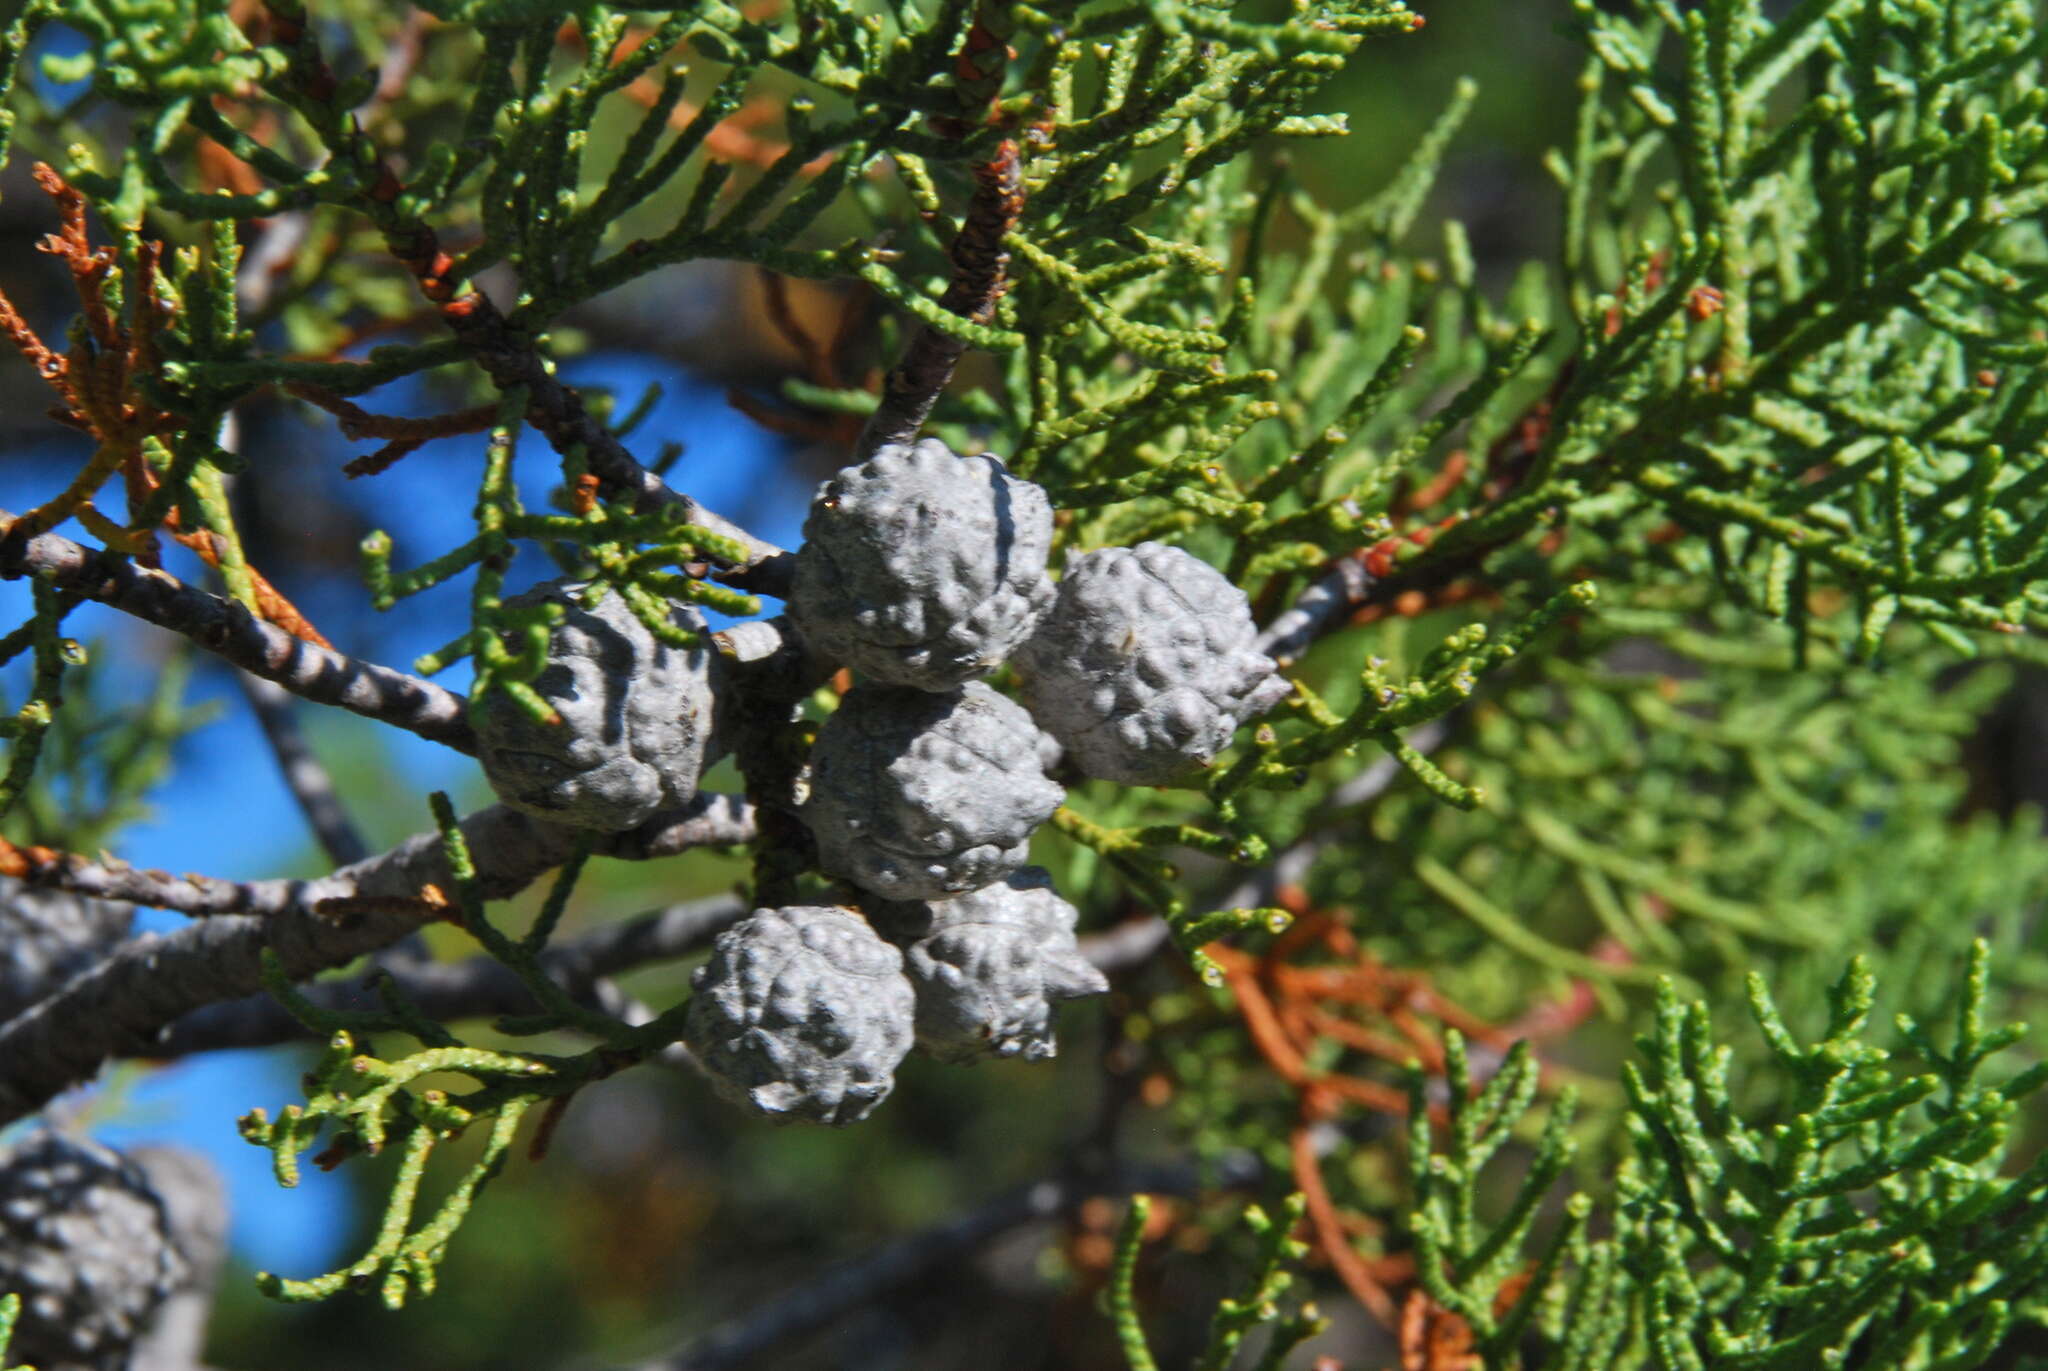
[7,0,2048,1362]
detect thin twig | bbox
[1089,722,1450,975]
[0,510,478,753]
[262,3,792,596]
[235,671,372,866]
[0,794,756,1128]
[155,893,751,1056]
[1256,552,1377,667]
[153,891,1216,1057]
[859,139,1023,455]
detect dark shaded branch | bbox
[235,671,371,866]
[1253,373,1569,668]
[1077,917,1173,975]
[157,893,1185,1057]
[19,723,1425,1084]
[859,138,1023,456]
[0,511,478,753]
[1256,551,1377,667]
[635,1155,1260,1371]
[0,794,756,1127]
[568,893,754,979]
[433,297,795,595]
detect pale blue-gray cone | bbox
[1014,542,1291,784]
[0,879,133,1023]
[0,1133,224,1371]
[790,438,1055,691]
[683,906,917,1125]
[874,867,1108,1064]
[803,682,1064,900]
[472,580,724,832]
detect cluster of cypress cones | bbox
[471,439,1287,1123]
[678,439,1282,1124]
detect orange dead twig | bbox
[724,386,848,445]
[1215,947,1312,1086]
[195,102,271,199]
[529,1091,577,1161]
[557,22,828,173]
[0,167,332,646]
[759,268,833,385]
[167,524,334,648]
[1196,902,1574,1335]
[732,271,876,447]
[286,382,499,478]
[1602,248,1669,339]
[1397,1288,1480,1371]
[1393,450,1471,520]
[1292,1123,1401,1327]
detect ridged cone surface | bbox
[684,906,917,1125]
[804,682,1064,899]
[874,867,1109,1063]
[1015,542,1289,783]
[0,1133,189,1371]
[791,439,1055,690]
[0,879,133,1023]
[473,580,723,831]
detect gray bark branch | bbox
[156,894,752,1057]
[0,512,479,753]
[154,898,1180,1057]
[0,794,756,1128]
[1255,551,1377,667]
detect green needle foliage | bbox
[232,793,690,1308]
[1397,943,2048,1371]
[4,0,2048,1362]
[1111,1194,1326,1371]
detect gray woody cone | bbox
[684,906,916,1125]
[0,878,133,1023]
[1014,542,1291,784]
[790,438,1056,691]
[804,682,1064,900]
[473,580,723,831]
[0,1133,226,1371]
[875,867,1109,1064]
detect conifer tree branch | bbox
[0,511,479,753]
[860,137,1025,455]
[155,893,753,1057]
[259,0,795,598]
[858,1,1025,456]
[0,793,756,1127]
[158,893,1191,1057]
[1255,550,1378,667]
